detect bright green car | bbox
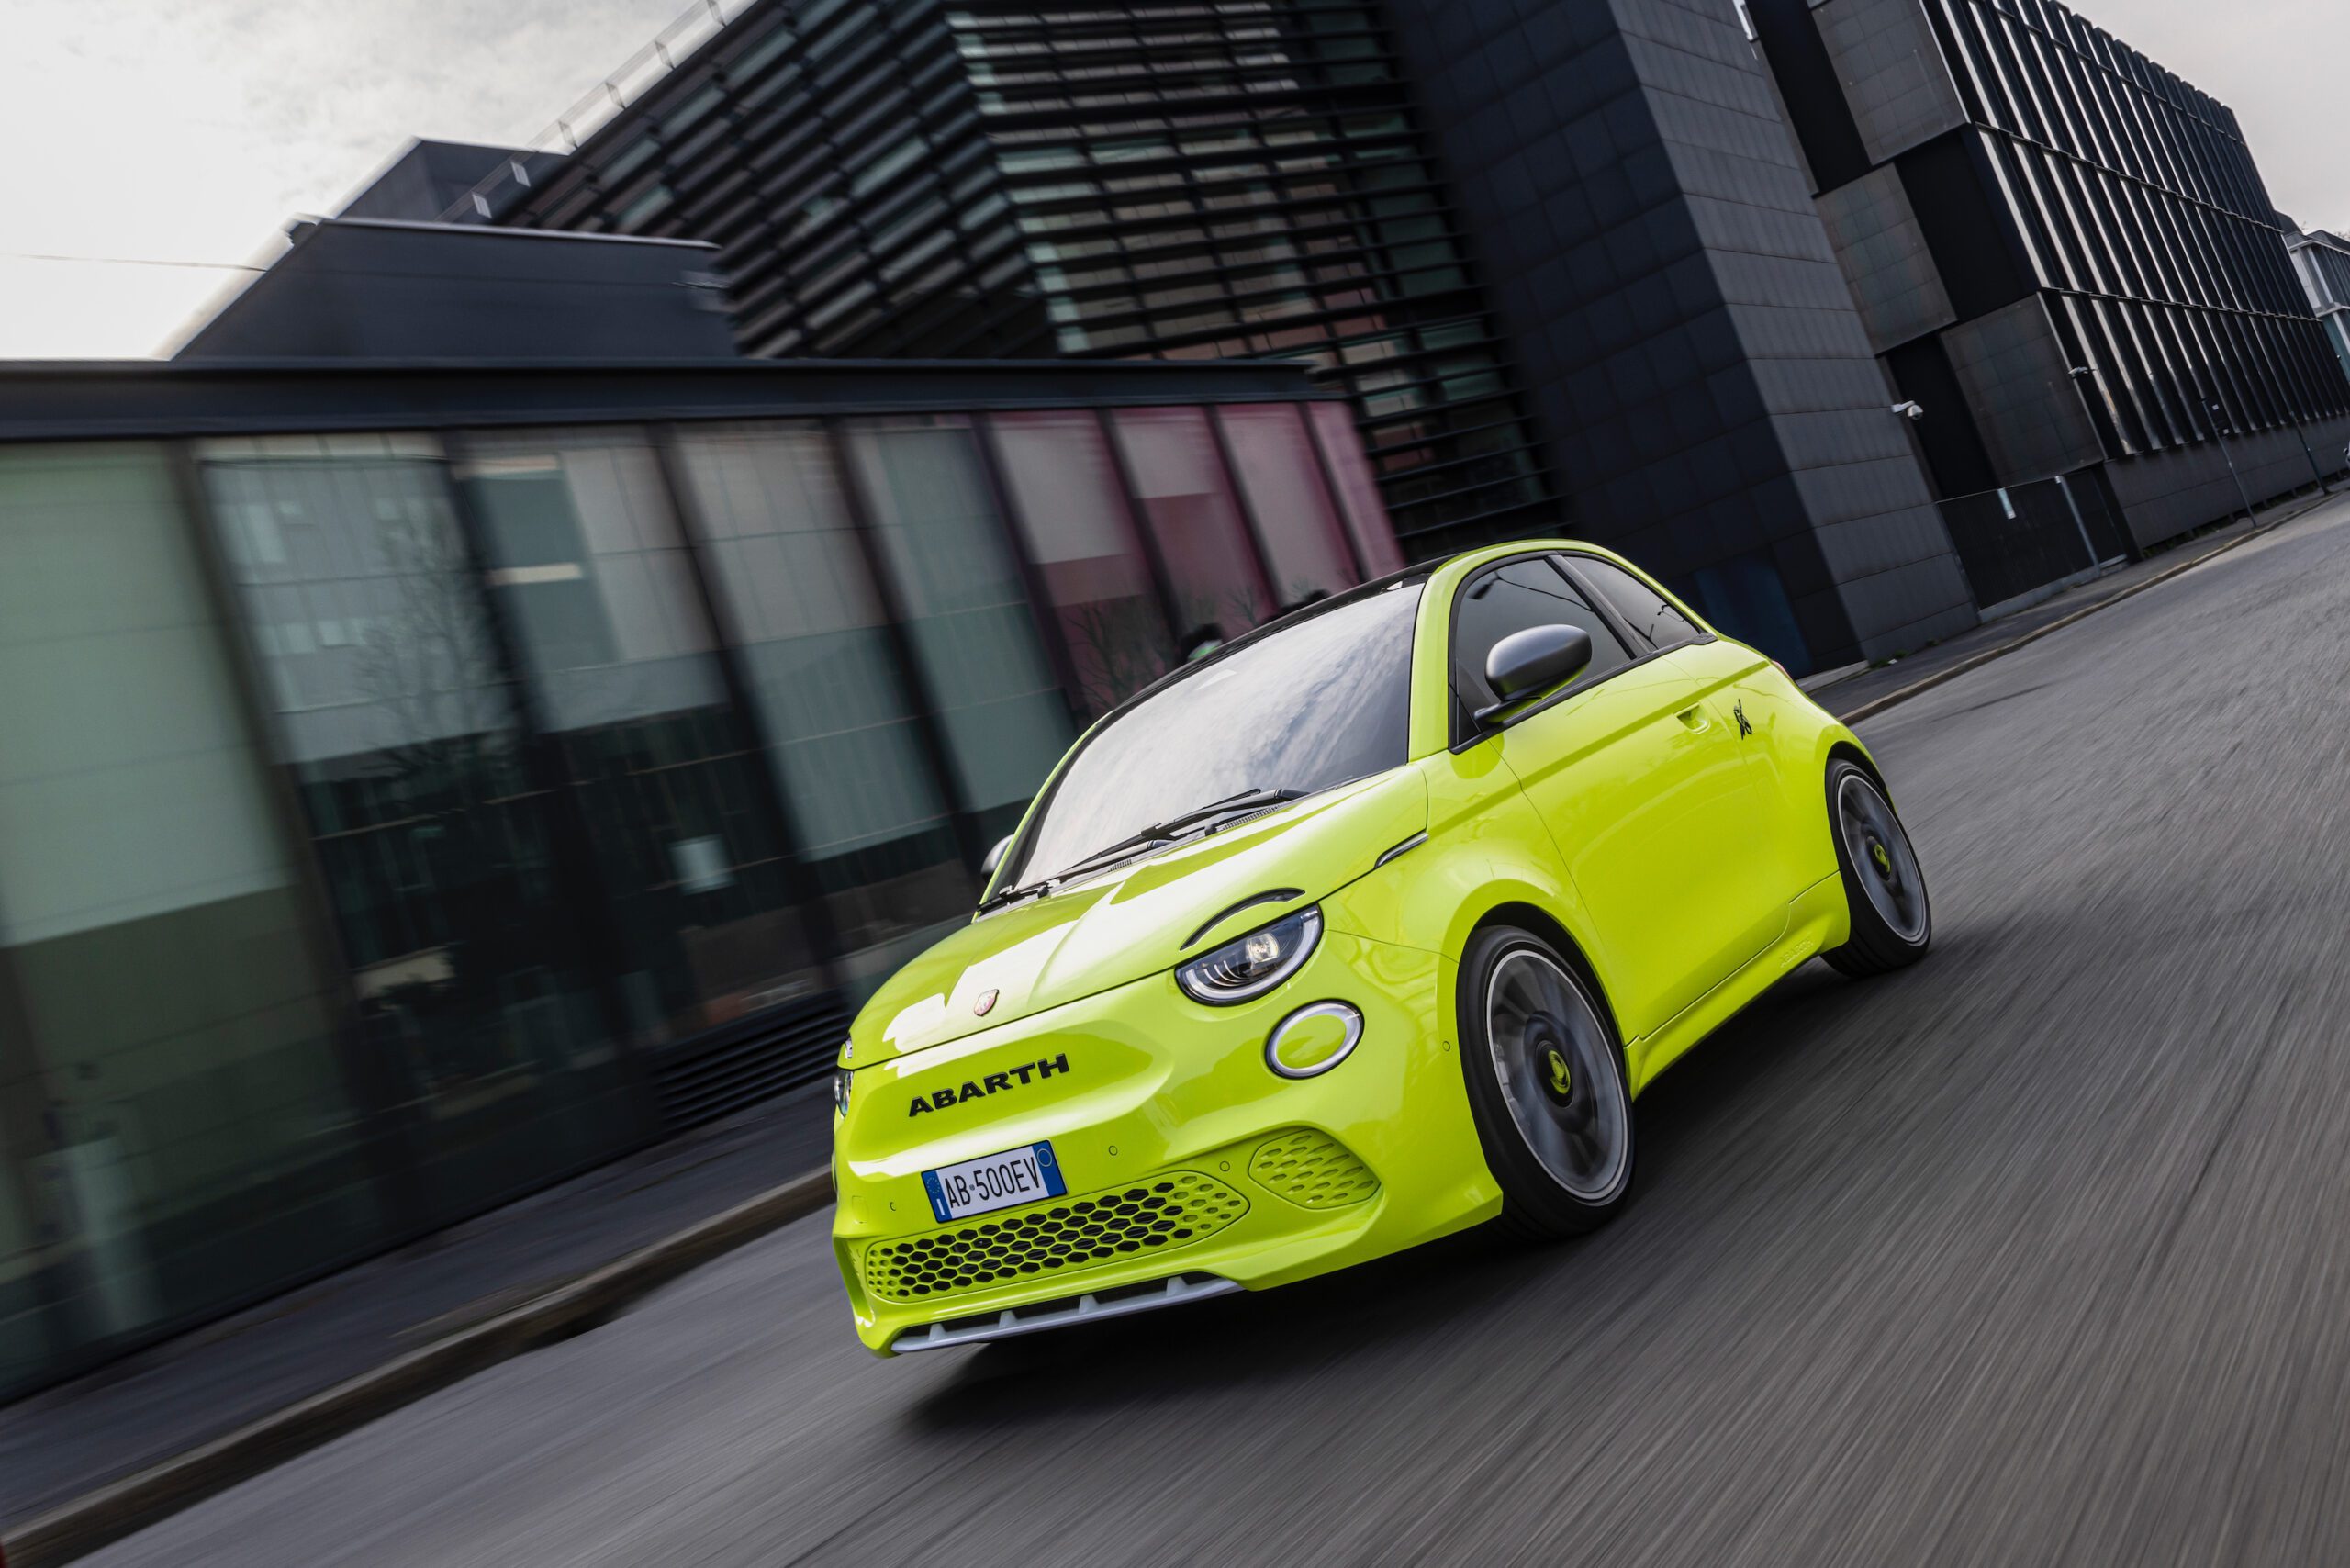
[831,542,1930,1354]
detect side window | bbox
[1566,554,1705,650]
[1451,557,1632,739]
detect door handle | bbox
[1675,705,1708,732]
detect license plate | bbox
[923,1140,1066,1223]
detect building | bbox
[1748,0,2350,561]
[2286,227,2350,386]
[0,348,1394,1400]
[458,0,1560,558]
[172,212,739,362]
[399,0,1980,674]
[1379,0,1976,673]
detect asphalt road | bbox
[88,497,2350,1566]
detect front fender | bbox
[1322,754,1627,1048]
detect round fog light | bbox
[1265,1001,1362,1079]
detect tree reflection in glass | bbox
[199,435,628,1211]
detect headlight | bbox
[1176,906,1322,1004]
[833,1063,854,1117]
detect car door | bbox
[1452,555,1786,1044]
[1561,552,1818,899]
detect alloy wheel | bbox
[1837,772,1929,943]
[1483,948,1629,1202]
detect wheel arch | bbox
[1825,736,1890,801]
[1460,901,1625,1047]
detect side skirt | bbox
[1625,873,1848,1095]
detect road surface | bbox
[89,497,2350,1566]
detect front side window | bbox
[1450,557,1631,742]
[1001,576,1427,890]
[1566,554,1706,651]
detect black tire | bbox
[1456,925,1636,1239]
[1821,758,1932,977]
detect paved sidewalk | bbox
[1811,483,2344,722]
[0,1084,834,1533]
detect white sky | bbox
[1,0,2344,360]
[0,0,688,358]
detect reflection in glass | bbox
[987,411,1173,719]
[1215,403,1360,605]
[844,417,1076,842]
[1004,577,1426,890]
[0,1111,39,1392]
[1308,401,1409,577]
[1108,407,1276,648]
[456,430,825,1042]
[0,443,382,1360]
[199,434,633,1213]
[669,423,969,997]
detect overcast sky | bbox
[2,0,2343,359]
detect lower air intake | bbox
[1248,1127,1381,1208]
[862,1171,1248,1304]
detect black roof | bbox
[0,356,1333,444]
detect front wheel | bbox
[1457,926,1636,1238]
[1822,759,1931,977]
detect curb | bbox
[1,1170,832,1568]
[1836,491,2333,726]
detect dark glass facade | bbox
[460,0,1556,556]
[431,0,2001,672]
[0,358,1390,1398]
[1751,0,2350,552]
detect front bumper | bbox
[831,930,1500,1354]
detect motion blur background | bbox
[4,0,2348,1463]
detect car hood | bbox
[848,768,1428,1067]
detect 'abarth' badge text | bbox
[908,1054,1069,1116]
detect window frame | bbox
[1445,550,1696,754]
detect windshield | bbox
[1000,576,1426,890]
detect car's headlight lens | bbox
[1176,906,1322,1004]
[833,1063,854,1117]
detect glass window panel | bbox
[0,1102,42,1394]
[1214,403,1360,608]
[844,418,1075,842]
[196,435,636,1212]
[0,443,384,1364]
[669,423,967,998]
[1108,406,1276,648]
[1451,557,1632,738]
[1307,402,1408,577]
[455,430,825,1043]
[1003,579,1427,890]
[1566,554,1705,650]
[985,411,1173,720]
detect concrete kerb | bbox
[1,1170,832,1568]
[6,487,2335,1568]
[1837,492,2333,726]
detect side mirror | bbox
[979,834,1013,879]
[1480,624,1593,721]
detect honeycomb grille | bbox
[862,1171,1248,1303]
[1248,1128,1381,1209]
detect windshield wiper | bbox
[975,878,1053,914]
[989,788,1306,910]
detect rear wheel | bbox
[1457,926,1635,1238]
[1822,759,1931,977]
